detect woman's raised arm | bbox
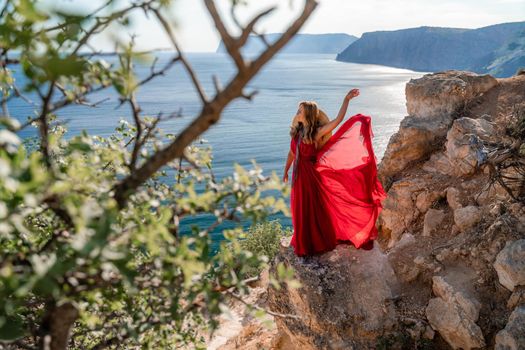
[315,88,359,143]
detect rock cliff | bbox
[207,70,525,349]
[336,22,525,78]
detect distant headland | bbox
[214,21,525,78]
[215,33,358,54]
[336,21,525,78]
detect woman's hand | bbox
[283,172,289,183]
[345,88,360,101]
[314,89,359,142]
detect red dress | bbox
[289,113,387,256]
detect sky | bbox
[44,0,525,52]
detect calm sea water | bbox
[11,52,428,253]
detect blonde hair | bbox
[290,101,331,148]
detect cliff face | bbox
[206,70,525,350]
[216,33,358,55]
[336,22,525,78]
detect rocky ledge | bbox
[207,70,525,350]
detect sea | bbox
[10,52,428,253]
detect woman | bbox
[283,89,387,257]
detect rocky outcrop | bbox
[453,205,483,233]
[423,209,446,237]
[374,71,525,349]
[425,274,485,349]
[495,305,525,350]
[376,176,444,245]
[494,239,525,292]
[267,238,400,349]
[445,117,497,176]
[209,71,525,350]
[377,71,498,187]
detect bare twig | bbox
[152,9,208,103]
[39,82,56,169]
[237,7,276,48]
[137,54,180,87]
[128,94,143,171]
[223,289,302,320]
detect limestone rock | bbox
[405,71,498,120]
[268,237,400,349]
[378,178,427,246]
[217,323,286,350]
[426,298,485,350]
[446,187,464,210]
[422,151,454,175]
[475,181,513,206]
[378,70,498,182]
[507,287,525,310]
[423,209,446,237]
[495,305,525,350]
[431,276,482,321]
[387,233,422,283]
[425,274,485,349]
[416,189,445,214]
[378,115,451,182]
[445,117,497,176]
[453,206,482,232]
[494,239,525,291]
[393,232,416,250]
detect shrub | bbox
[238,220,293,277]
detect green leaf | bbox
[0,315,26,341]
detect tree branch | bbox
[205,0,245,72]
[39,82,56,169]
[152,9,208,103]
[128,94,143,171]
[112,0,318,209]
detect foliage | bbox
[0,0,315,348]
[236,220,292,278]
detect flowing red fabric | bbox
[289,113,387,256]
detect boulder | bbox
[507,287,525,310]
[387,233,422,283]
[446,187,464,210]
[423,209,446,237]
[493,239,525,291]
[475,167,524,206]
[495,305,525,350]
[405,71,498,120]
[378,177,427,246]
[445,117,497,176]
[425,274,485,349]
[416,189,445,214]
[426,299,485,350]
[422,151,454,175]
[378,71,498,183]
[268,237,400,349]
[378,116,450,182]
[431,276,482,321]
[453,206,482,232]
